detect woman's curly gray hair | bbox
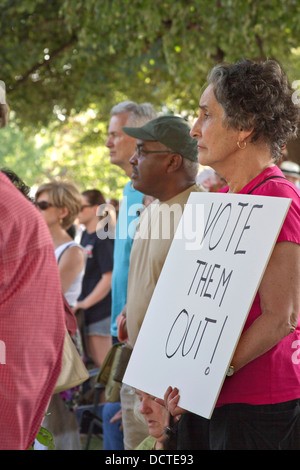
[208,58,299,161]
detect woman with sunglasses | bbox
[35,181,85,305]
[35,180,85,450]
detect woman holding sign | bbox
[163,58,300,450]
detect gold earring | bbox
[237,140,247,150]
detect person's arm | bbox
[116,305,129,343]
[161,241,300,418]
[58,245,85,294]
[230,240,300,372]
[74,271,112,312]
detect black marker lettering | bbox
[226,202,248,252]
[203,264,221,299]
[200,203,223,245]
[165,309,189,358]
[194,317,217,359]
[234,204,263,255]
[182,316,202,357]
[209,203,232,251]
[210,316,228,364]
[196,263,212,296]
[188,260,206,295]
[213,268,233,307]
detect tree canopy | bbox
[1,0,300,193]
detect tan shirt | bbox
[126,184,204,346]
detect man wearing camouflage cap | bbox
[118,115,204,449]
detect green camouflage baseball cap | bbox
[122,115,198,162]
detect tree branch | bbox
[255,33,266,59]
[8,34,77,93]
[211,47,225,63]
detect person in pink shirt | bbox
[162,58,300,450]
[0,103,66,449]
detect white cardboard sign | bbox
[123,192,291,419]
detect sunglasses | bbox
[80,204,93,211]
[35,201,53,210]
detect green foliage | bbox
[28,426,55,450]
[2,0,300,128]
[0,113,129,198]
[1,0,300,188]
[0,121,52,185]
[39,113,129,198]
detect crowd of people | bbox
[1,57,300,451]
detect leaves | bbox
[1,0,299,129]
[28,425,55,450]
[1,0,300,189]
[35,426,55,450]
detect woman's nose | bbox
[139,398,152,415]
[190,118,201,138]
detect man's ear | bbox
[166,153,183,173]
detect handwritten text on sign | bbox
[123,193,290,419]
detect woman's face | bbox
[137,390,169,442]
[36,191,62,228]
[77,195,96,226]
[190,85,240,171]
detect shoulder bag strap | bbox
[247,176,286,194]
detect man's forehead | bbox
[108,113,131,131]
[137,139,163,147]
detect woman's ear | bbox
[238,126,254,143]
[58,206,69,221]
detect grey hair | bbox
[182,157,199,180]
[207,58,300,162]
[110,100,157,126]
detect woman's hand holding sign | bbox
[156,386,186,422]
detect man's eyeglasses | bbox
[35,201,53,210]
[80,204,93,211]
[134,146,173,159]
